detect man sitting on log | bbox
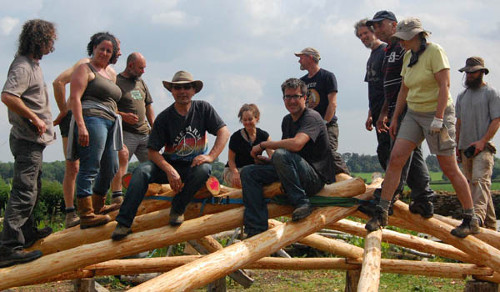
[111,71,229,240]
[240,78,335,237]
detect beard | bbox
[465,74,483,89]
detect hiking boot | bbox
[292,203,313,222]
[23,227,53,248]
[169,210,184,226]
[409,200,434,218]
[65,210,80,228]
[78,196,111,229]
[92,194,122,215]
[451,214,481,238]
[0,247,43,268]
[111,223,132,241]
[365,206,388,232]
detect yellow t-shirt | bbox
[401,42,453,112]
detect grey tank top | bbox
[82,63,122,121]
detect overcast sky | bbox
[1,0,499,163]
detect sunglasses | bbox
[172,84,194,90]
[283,94,304,100]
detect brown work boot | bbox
[65,209,80,228]
[92,194,121,215]
[451,214,481,238]
[365,205,388,232]
[78,197,111,229]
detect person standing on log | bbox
[0,19,57,268]
[52,32,122,228]
[109,52,155,204]
[240,78,335,237]
[111,71,229,240]
[295,47,350,176]
[354,18,390,170]
[456,56,500,230]
[360,11,435,218]
[68,32,123,229]
[365,17,480,238]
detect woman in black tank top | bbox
[69,32,123,229]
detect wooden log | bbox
[1,177,368,290]
[0,206,286,290]
[465,280,499,292]
[433,213,500,251]
[128,192,372,292]
[268,219,364,259]
[191,236,254,288]
[391,201,500,272]
[357,229,382,292]
[28,178,365,255]
[328,219,475,264]
[38,256,494,284]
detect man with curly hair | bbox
[0,19,57,267]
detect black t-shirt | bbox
[300,68,338,122]
[148,100,226,163]
[226,128,269,168]
[365,43,387,124]
[281,108,335,184]
[382,41,405,117]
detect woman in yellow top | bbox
[365,17,479,238]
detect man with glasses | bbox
[111,71,229,240]
[240,78,334,237]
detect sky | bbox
[0,0,499,163]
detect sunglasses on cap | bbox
[172,84,194,90]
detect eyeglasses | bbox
[172,84,193,90]
[283,94,303,100]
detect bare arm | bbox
[471,117,500,154]
[52,58,89,125]
[365,109,373,131]
[1,92,46,135]
[388,80,409,139]
[324,91,337,122]
[227,149,241,187]
[148,149,183,193]
[252,132,310,159]
[69,64,91,146]
[146,104,155,126]
[433,69,451,119]
[376,98,389,133]
[191,126,230,167]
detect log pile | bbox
[1,175,500,291]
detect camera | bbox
[464,145,476,158]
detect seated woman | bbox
[365,17,479,238]
[224,104,272,187]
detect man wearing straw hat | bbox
[111,71,229,240]
[456,56,500,230]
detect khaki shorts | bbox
[397,105,456,156]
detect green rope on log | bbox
[270,195,360,207]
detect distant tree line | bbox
[1,154,499,185]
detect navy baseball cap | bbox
[366,10,397,26]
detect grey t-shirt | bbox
[2,55,55,145]
[456,84,500,150]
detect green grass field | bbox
[352,171,500,192]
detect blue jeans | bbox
[115,160,211,227]
[75,116,118,198]
[1,135,45,249]
[240,149,324,235]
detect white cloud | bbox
[151,11,200,27]
[0,17,19,36]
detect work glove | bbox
[430,117,443,134]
